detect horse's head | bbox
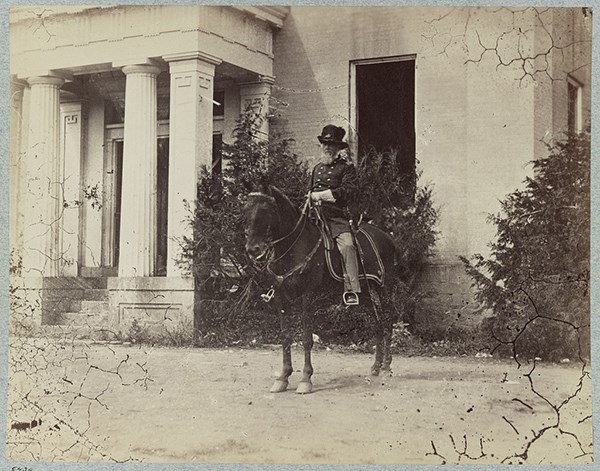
[243,184,280,262]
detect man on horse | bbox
[309,124,361,306]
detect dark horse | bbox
[243,184,398,394]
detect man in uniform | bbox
[309,125,361,306]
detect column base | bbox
[108,277,196,341]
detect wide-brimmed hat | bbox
[317,125,349,149]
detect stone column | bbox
[239,76,274,140]
[22,76,64,276]
[118,64,161,277]
[9,79,27,272]
[164,52,221,276]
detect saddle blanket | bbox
[324,226,385,287]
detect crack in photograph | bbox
[5,4,593,465]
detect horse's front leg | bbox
[382,324,393,373]
[271,306,293,393]
[296,296,314,394]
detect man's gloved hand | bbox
[310,190,336,203]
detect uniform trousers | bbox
[335,232,361,293]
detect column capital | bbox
[10,77,28,106]
[10,76,28,91]
[121,64,162,77]
[239,75,275,88]
[163,51,222,66]
[17,69,73,83]
[258,75,276,85]
[113,57,162,69]
[26,76,65,88]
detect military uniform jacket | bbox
[310,154,358,237]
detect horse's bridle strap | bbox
[247,192,275,201]
[248,190,320,283]
[270,196,311,246]
[267,235,322,284]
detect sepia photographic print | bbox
[5,4,594,466]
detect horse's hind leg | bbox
[382,320,393,374]
[381,288,394,374]
[271,309,293,393]
[370,287,386,376]
[371,326,384,376]
[370,287,384,376]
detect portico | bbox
[9,5,287,334]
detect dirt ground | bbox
[5,338,593,465]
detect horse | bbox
[243,184,399,394]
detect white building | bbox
[9,6,591,336]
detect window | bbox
[213,90,225,118]
[567,77,583,134]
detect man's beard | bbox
[321,148,339,163]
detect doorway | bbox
[106,127,223,276]
[352,56,416,181]
[156,137,169,276]
[104,123,170,276]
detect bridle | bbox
[247,192,323,284]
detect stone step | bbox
[54,312,109,328]
[33,324,119,341]
[44,297,109,315]
[42,277,108,290]
[43,288,109,304]
[80,300,109,313]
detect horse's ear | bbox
[259,177,271,196]
[268,185,296,214]
[242,179,254,192]
[242,179,265,194]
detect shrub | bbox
[177,117,439,348]
[177,110,309,286]
[356,148,439,286]
[175,111,309,342]
[461,129,590,361]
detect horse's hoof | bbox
[371,367,381,377]
[270,380,289,393]
[295,381,313,394]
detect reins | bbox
[269,197,311,253]
[267,233,323,285]
[247,192,323,284]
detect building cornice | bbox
[232,6,290,28]
[10,6,117,24]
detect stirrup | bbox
[261,287,275,303]
[343,291,359,306]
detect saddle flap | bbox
[324,226,385,286]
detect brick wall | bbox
[271,7,590,309]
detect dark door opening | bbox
[156,138,169,276]
[113,139,169,276]
[356,59,416,190]
[212,133,223,175]
[113,140,124,268]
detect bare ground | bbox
[5,338,593,464]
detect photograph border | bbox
[1,0,598,470]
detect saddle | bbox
[321,223,386,287]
